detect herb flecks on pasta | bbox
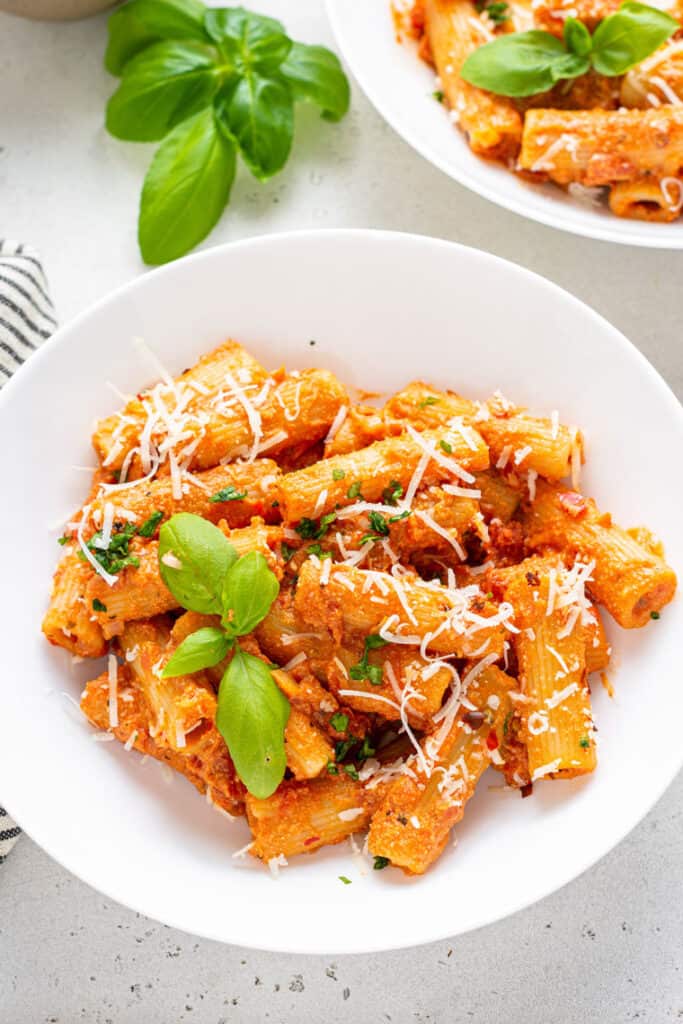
[44,339,676,876]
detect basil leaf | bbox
[280,42,350,122]
[139,108,236,265]
[205,8,292,73]
[161,627,231,677]
[591,1,677,76]
[158,512,238,614]
[460,29,585,97]
[216,73,294,181]
[221,550,280,637]
[105,0,209,76]
[106,40,220,142]
[564,17,592,57]
[216,647,290,799]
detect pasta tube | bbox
[246,773,375,861]
[367,665,514,874]
[524,481,677,627]
[423,0,523,158]
[80,665,245,816]
[519,107,683,187]
[294,560,510,660]
[503,559,597,779]
[279,424,489,522]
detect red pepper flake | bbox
[303,835,320,847]
[558,492,588,518]
[486,729,499,751]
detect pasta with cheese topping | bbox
[45,338,676,876]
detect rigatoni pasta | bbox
[406,0,683,223]
[43,337,676,878]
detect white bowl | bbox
[0,230,681,953]
[326,0,683,248]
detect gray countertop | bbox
[0,3,681,1021]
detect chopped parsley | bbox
[432,90,445,104]
[92,598,107,612]
[210,485,247,503]
[418,396,440,408]
[579,736,591,749]
[338,875,352,885]
[335,736,357,761]
[476,0,510,22]
[281,542,296,562]
[326,761,339,775]
[439,439,453,454]
[349,634,388,687]
[307,543,332,559]
[357,736,376,761]
[78,522,140,575]
[382,480,403,506]
[347,480,363,500]
[368,510,390,536]
[373,856,390,870]
[650,610,660,620]
[137,510,164,537]
[343,764,359,781]
[57,534,70,546]
[330,712,349,733]
[295,511,336,541]
[332,468,346,481]
[389,509,411,524]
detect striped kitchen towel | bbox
[0,239,57,858]
[0,239,57,386]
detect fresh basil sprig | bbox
[158,512,287,799]
[460,1,677,97]
[105,0,350,265]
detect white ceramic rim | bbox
[1,229,681,953]
[325,1,683,249]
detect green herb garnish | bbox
[439,439,453,454]
[338,875,352,885]
[79,522,140,575]
[137,510,164,537]
[210,485,248,503]
[461,2,677,97]
[476,0,510,23]
[432,89,445,103]
[332,468,346,481]
[650,610,660,620]
[307,543,333,559]
[343,764,359,781]
[382,480,403,506]
[326,761,338,775]
[57,535,70,546]
[104,0,351,264]
[157,512,286,799]
[347,480,363,500]
[579,735,591,749]
[349,634,388,687]
[330,712,349,733]
[281,541,296,563]
[373,856,390,870]
[295,511,336,541]
[418,396,440,408]
[92,598,108,612]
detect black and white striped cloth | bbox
[0,240,57,859]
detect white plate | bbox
[326,1,683,248]
[0,230,681,953]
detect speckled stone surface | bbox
[0,3,681,1021]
